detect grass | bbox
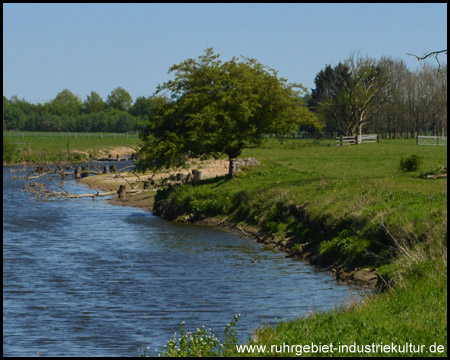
[151,138,447,357]
[3,132,141,164]
[240,260,447,357]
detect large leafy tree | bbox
[138,48,319,177]
[309,55,385,137]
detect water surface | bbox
[3,166,365,356]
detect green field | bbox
[152,138,447,356]
[3,131,141,163]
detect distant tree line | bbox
[307,55,447,138]
[3,86,168,133]
[3,54,447,139]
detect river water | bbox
[3,165,365,357]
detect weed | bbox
[399,154,423,172]
[149,314,240,357]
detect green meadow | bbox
[3,132,140,163]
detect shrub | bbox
[399,154,423,172]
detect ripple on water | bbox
[3,167,367,357]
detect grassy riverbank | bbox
[151,138,447,356]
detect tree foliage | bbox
[106,86,133,111]
[83,91,105,114]
[3,89,167,133]
[137,48,320,177]
[46,89,82,117]
[309,56,385,136]
[309,55,447,138]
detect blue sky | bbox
[3,3,447,104]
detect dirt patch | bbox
[78,158,231,191]
[95,146,137,159]
[77,158,237,212]
[70,146,137,160]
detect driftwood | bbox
[17,162,162,202]
[426,174,447,179]
[18,161,147,201]
[24,181,147,201]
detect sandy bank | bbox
[77,158,231,211]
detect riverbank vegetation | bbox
[152,138,447,356]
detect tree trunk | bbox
[228,158,235,179]
[118,185,127,199]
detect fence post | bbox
[377,134,380,143]
[416,135,419,145]
[118,185,126,199]
[340,135,343,146]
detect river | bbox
[3,165,365,357]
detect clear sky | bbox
[3,3,447,104]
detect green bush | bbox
[399,154,423,172]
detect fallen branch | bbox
[238,225,248,237]
[426,173,447,179]
[49,190,118,199]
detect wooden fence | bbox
[4,131,139,139]
[416,136,447,146]
[336,134,379,146]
